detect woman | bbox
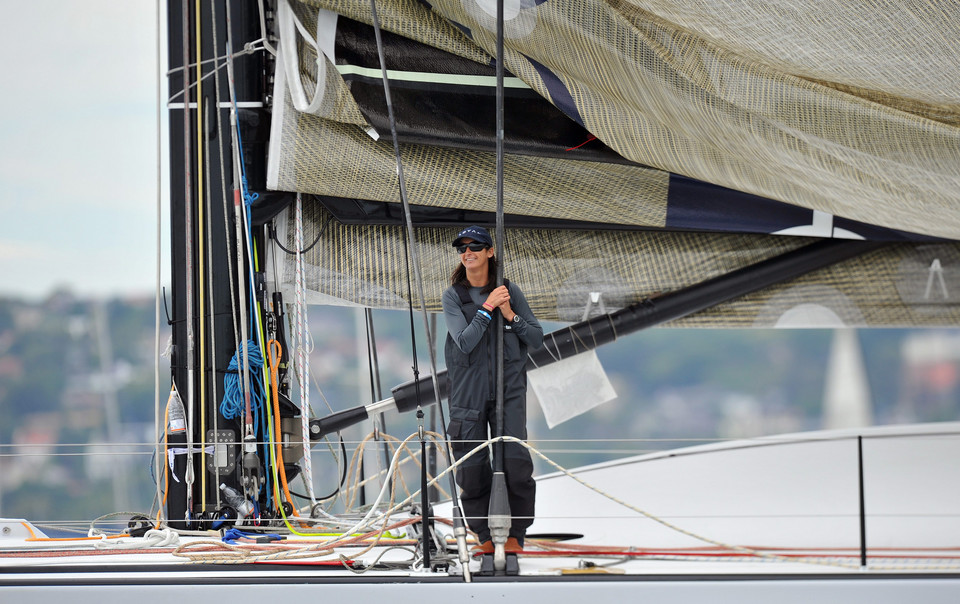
[442,225,543,554]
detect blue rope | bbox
[222,527,282,544]
[233,123,274,511]
[241,175,259,206]
[220,340,264,434]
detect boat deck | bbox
[3,423,960,602]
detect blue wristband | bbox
[476,308,492,320]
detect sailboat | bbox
[3,0,960,600]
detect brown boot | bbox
[471,540,494,556]
[505,537,524,553]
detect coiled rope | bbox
[220,340,265,434]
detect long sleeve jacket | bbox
[442,280,543,409]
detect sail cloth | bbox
[270,200,960,327]
[266,0,960,327]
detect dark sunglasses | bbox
[456,242,488,253]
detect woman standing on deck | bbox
[442,225,543,553]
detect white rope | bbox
[174,436,419,564]
[498,436,864,570]
[256,0,278,55]
[86,431,960,572]
[342,431,452,506]
[277,0,328,113]
[295,193,316,505]
[327,435,863,571]
[93,529,181,550]
[166,44,267,104]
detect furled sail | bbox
[264,0,960,327]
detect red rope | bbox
[565,134,597,151]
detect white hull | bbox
[531,421,960,550]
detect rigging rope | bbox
[180,0,197,524]
[364,309,393,499]
[294,193,316,505]
[255,0,277,55]
[202,117,222,509]
[166,43,268,104]
[195,0,207,515]
[270,211,331,255]
[152,0,164,525]
[209,0,242,513]
[220,340,264,434]
[267,339,298,515]
[209,0,241,355]
[92,528,180,550]
[164,431,870,570]
[224,0,253,445]
[341,431,452,508]
[12,430,960,573]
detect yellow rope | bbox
[194,0,207,513]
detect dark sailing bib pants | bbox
[444,282,536,544]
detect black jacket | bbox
[442,280,543,413]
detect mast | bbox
[167,0,268,527]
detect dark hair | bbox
[451,254,499,294]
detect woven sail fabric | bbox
[266,0,960,326]
[269,200,960,327]
[274,0,960,237]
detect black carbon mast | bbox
[166,0,269,528]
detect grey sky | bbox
[0,1,166,300]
